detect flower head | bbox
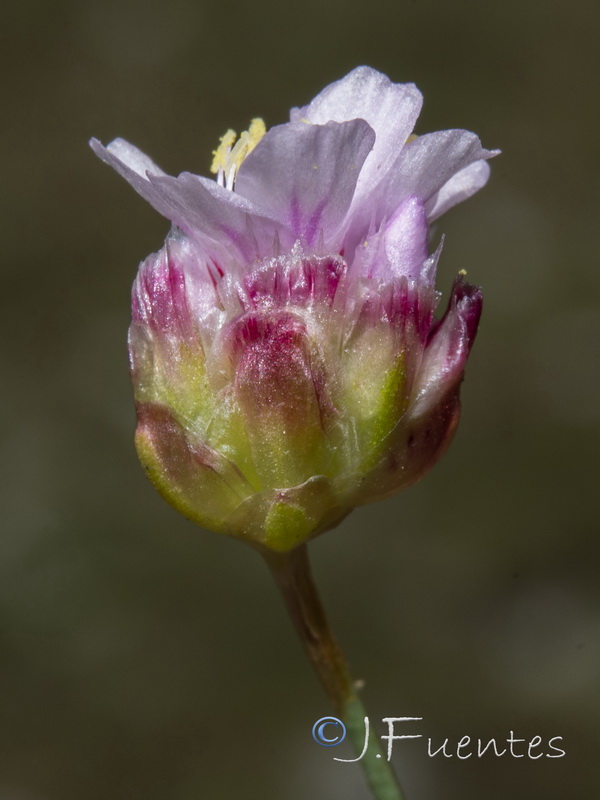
[91,67,498,552]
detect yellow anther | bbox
[229,118,266,169]
[247,118,266,151]
[210,118,266,187]
[211,129,237,175]
[458,268,468,276]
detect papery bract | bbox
[91,66,497,552]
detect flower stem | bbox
[264,544,407,800]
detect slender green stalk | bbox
[264,544,406,800]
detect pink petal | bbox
[380,130,499,220]
[426,160,492,221]
[95,137,167,178]
[234,119,375,248]
[290,66,423,205]
[383,196,429,280]
[148,171,282,262]
[91,137,282,262]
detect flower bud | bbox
[92,66,497,551]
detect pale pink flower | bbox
[91,66,498,551]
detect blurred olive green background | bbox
[2,1,599,798]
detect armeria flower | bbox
[91,66,498,552]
